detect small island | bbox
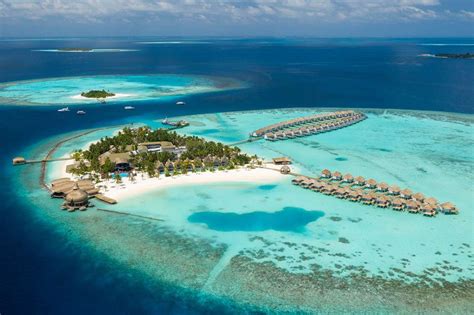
[434,53,474,59]
[59,48,93,52]
[81,90,116,98]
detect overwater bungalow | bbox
[406,200,420,213]
[376,182,389,192]
[391,198,405,211]
[422,204,437,217]
[347,190,361,202]
[292,176,307,185]
[334,187,347,199]
[286,130,296,138]
[321,169,332,179]
[331,171,343,181]
[388,185,401,195]
[342,173,354,183]
[366,178,377,189]
[321,184,337,195]
[439,202,459,215]
[300,179,313,189]
[412,192,425,203]
[400,189,413,199]
[354,176,365,186]
[423,197,438,206]
[310,181,325,192]
[361,192,376,205]
[264,133,276,141]
[376,195,390,208]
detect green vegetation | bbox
[76,126,253,178]
[81,90,115,98]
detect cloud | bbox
[0,0,472,31]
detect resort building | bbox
[61,184,90,212]
[272,157,292,165]
[137,141,187,156]
[99,152,132,172]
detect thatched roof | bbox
[406,200,419,209]
[332,171,342,178]
[65,185,88,203]
[377,182,389,190]
[424,197,438,205]
[343,173,353,180]
[391,198,404,206]
[412,192,425,201]
[321,169,331,176]
[441,202,456,210]
[389,185,401,193]
[354,176,365,183]
[366,179,377,186]
[400,189,413,196]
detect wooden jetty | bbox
[95,194,117,204]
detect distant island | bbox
[435,53,474,59]
[58,48,93,52]
[81,90,116,98]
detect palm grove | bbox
[71,126,253,178]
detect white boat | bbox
[57,107,70,112]
[124,106,135,110]
[77,110,86,115]
[176,101,186,105]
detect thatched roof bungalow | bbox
[366,178,377,189]
[439,202,459,215]
[400,189,413,199]
[343,173,354,183]
[388,185,401,195]
[321,169,331,179]
[354,176,365,186]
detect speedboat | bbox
[176,101,186,105]
[124,106,135,110]
[77,110,86,115]
[57,107,70,112]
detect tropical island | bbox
[81,89,116,98]
[434,53,474,59]
[47,126,275,210]
[69,126,253,178]
[58,48,93,52]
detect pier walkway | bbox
[251,110,366,141]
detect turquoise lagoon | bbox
[18,108,474,312]
[0,74,242,106]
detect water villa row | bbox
[292,170,459,217]
[250,110,366,141]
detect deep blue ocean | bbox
[0,38,473,314]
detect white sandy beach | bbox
[53,156,287,203]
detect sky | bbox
[0,0,473,37]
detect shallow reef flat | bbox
[12,108,474,312]
[0,74,243,106]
